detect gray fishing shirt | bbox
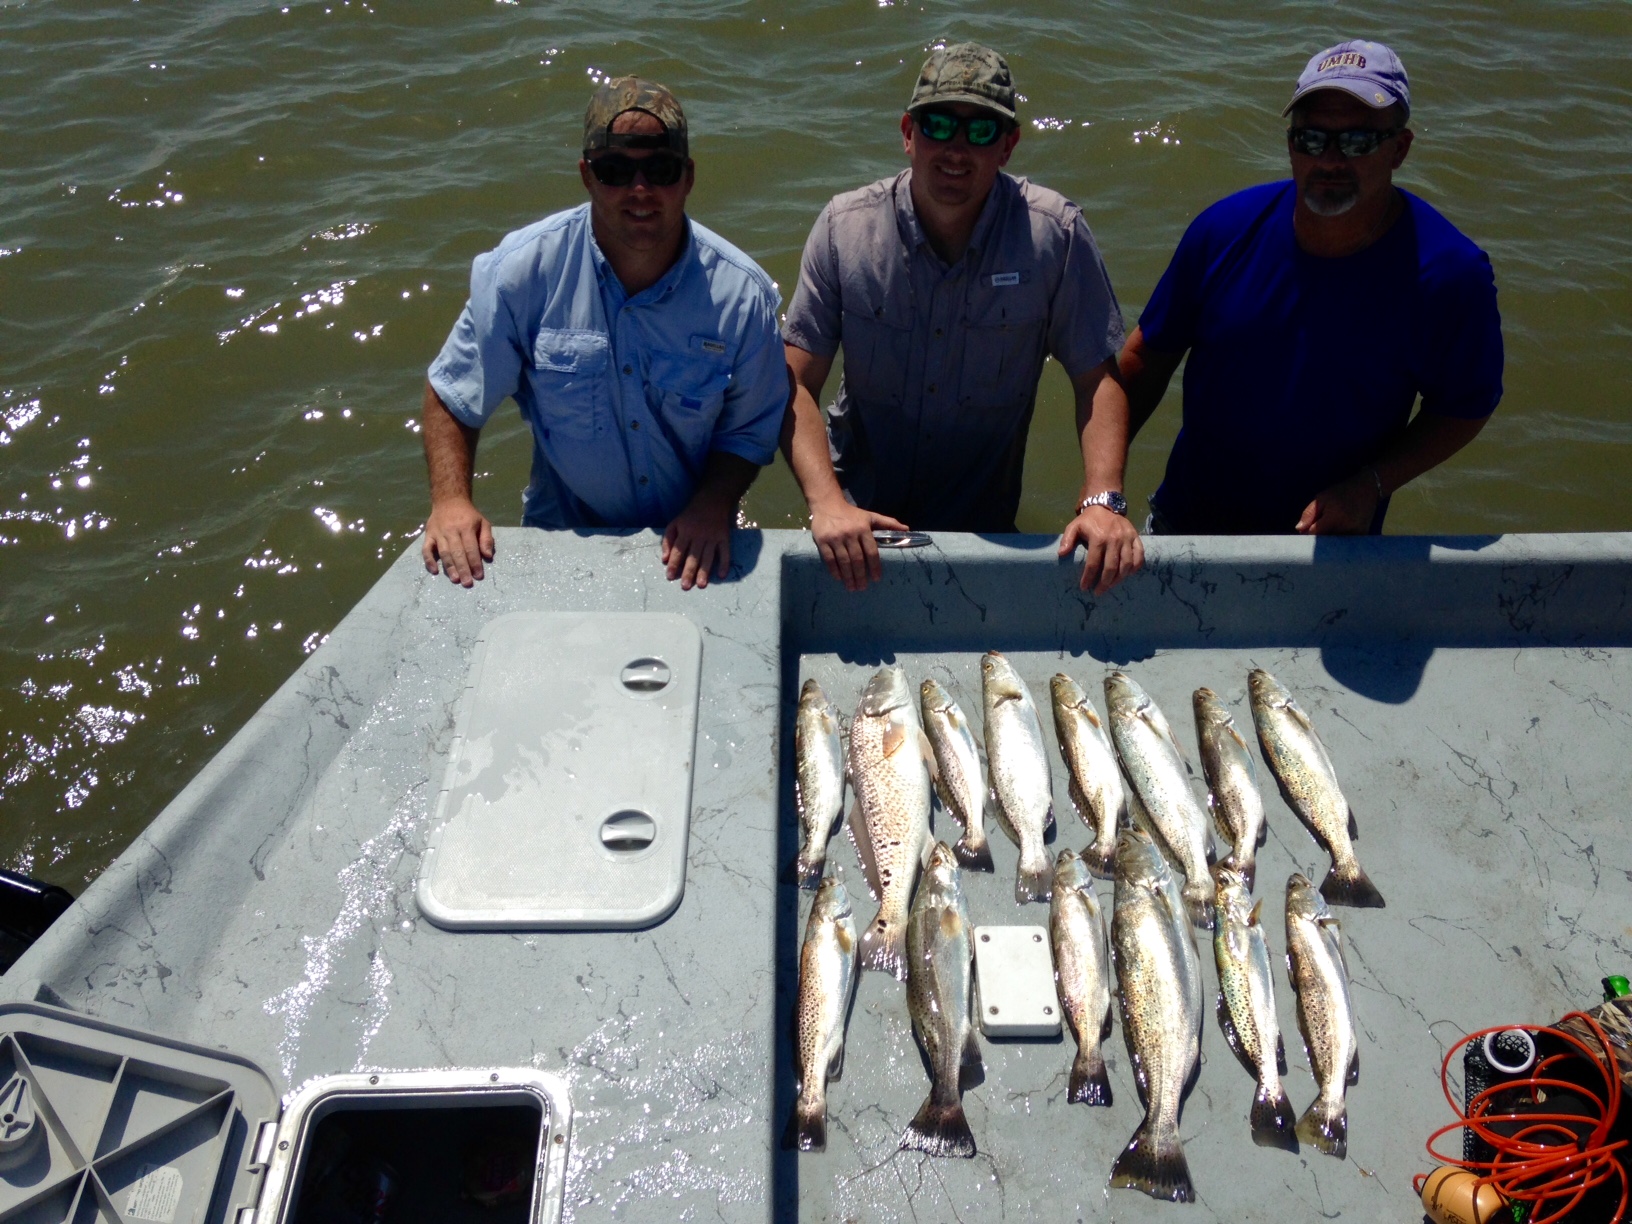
[783,170,1125,531]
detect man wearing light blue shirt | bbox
[420,77,789,590]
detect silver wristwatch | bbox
[1077,490,1128,517]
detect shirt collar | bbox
[586,210,696,306]
[895,168,1012,267]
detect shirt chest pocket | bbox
[840,294,916,408]
[646,343,733,455]
[959,273,1049,408]
[528,328,611,443]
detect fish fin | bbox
[1216,994,1259,1079]
[963,1026,983,1069]
[1110,1120,1195,1203]
[1319,863,1385,909]
[827,1040,845,1084]
[1182,879,1216,930]
[1080,839,1116,878]
[881,710,911,758]
[1295,1096,1348,1159]
[1099,1001,1115,1043]
[845,798,883,902]
[1275,1034,1288,1076]
[953,836,995,872]
[1347,1047,1359,1086]
[920,730,939,778]
[1067,773,1091,827]
[790,1094,827,1153]
[899,1097,976,1159]
[989,788,1021,846]
[859,916,907,980]
[1044,802,1056,842]
[920,828,936,869]
[786,853,825,891]
[1068,1043,1113,1106]
[1239,855,1257,895]
[1015,851,1052,903]
[1250,1083,1299,1152]
[1348,806,1359,839]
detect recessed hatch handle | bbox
[0,1073,38,1157]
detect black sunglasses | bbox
[1287,126,1401,158]
[586,151,687,188]
[916,109,1007,148]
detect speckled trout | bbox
[1050,849,1114,1106]
[900,842,981,1158]
[847,665,933,980]
[1286,873,1360,1158]
[1110,826,1203,1202]
[1194,687,1266,893]
[982,652,1054,903]
[789,873,858,1152]
[791,679,846,890]
[920,678,994,871]
[1105,672,1215,928]
[1051,674,1126,877]
[1213,866,1296,1151]
[1249,669,1385,909]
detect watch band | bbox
[1077,491,1128,517]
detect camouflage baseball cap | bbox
[583,76,688,156]
[907,42,1016,122]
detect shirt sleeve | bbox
[426,245,528,428]
[1417,250,1504,420]
[1137,212,1212,355]
[1047,209,1127,381]
[781,203,843,358]
[709,282,790,466]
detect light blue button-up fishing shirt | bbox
[429,204,787,529]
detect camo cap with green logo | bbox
[583,76,688,156]
[907,42,1016,122]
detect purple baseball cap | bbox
[1283,39,1410,117]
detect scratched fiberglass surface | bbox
[784,644,1630,1222]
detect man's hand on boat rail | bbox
[423,498,495,587]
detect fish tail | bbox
[1181,878,1216,929]
[859,915,908,980]
[899,1095,976,1158]
[1295,1092,1348,1159]
[1068,1045,1112,1107]
[787,852,824,890]
[1110,1118,1195,1203]
[1015,849,1052,903]
[1250,1082,1299,1152]
[1319,861,1386,909]
[1080,838,1116,879]
[954,835,995,872]
[791,1092,828,1153]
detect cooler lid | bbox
[0,1002,278,1224]
[416,611,703,930]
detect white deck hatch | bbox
[416,611,703,930]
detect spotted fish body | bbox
[847,666,933,980]
[1050,674,1126,877]
[1249,669,1384,909]
[793,679,846,890]
[1286,873,1360,1158]
[1104,672,1216,928]
[1050,849,1114,1105]
[981,652,1055,903]
[1194,687,1266,893]
[1110,826,1203,1203]
[920,679,994,871]
[790,875,858,1151]
[900,842,981,1158]
[1213,867,1297,1151]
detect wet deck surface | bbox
[5,530,1630,1222]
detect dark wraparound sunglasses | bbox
[916,109,1007,148]
[586,151,687,188]
[1287,126,1401,158]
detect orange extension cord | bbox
[1415,1012,1630,1224]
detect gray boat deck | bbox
[5,529,1630,1222]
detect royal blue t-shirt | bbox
[1141,182,1503,534]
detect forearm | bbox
[422,382,481,504]
[1074,362,1133,502]
[1370,410,1490,496]
[1117,326,1180,440]
[689,450,761,512]
[781,382,848,511]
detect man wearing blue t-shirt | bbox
[1120,41,1503,535]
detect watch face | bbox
[1106,491,1128,515]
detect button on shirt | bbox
[782,170,1125,532]
[428,204,787,529]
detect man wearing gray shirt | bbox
[781,42,1143,593]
